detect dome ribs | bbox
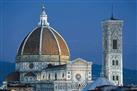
[23,27,41,55]
[53,30,69,56]
[42,28,59,55]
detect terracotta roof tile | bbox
[6,72,20,82]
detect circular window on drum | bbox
[75,74,81,81]
[29,63,34,69]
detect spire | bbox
[42,4,46,15]
[38,3,49,26]
[110,5,116,20]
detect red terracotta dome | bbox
[17,26,70,56]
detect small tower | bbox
[102,15,123,85]
[38,4,49,26]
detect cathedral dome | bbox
[16,5,70,64]
[17,26,69,56]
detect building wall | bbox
[66,58,92,82]
[16,55,67,83]
[8,87,33,91]
[16,48,92,91]
[39,58,92,91]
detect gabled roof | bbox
[71,58,92,65]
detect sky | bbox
[0,0,136,70]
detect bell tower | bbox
[102,17,123,85]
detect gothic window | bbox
[30,77,32,80]
[105,39,107,49]
[62,73,64,78]
[112,76,115,81]
[48,74,50,80]
[113,39,118,49]
[116,76,119,81]
[55,73,57,80]
[68,75,70,78]
[55,86,58,89]
[112,60,115,65]
[116,60,119,65]
[112,60,119,66]
[68,71,70,74]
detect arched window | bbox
[112,60,115,65]
[116,76,119,81]
[48,74,50,80]
[55,73,57,80]
[112,76,115,81]
[116,60,119,65]
[113,39,118,49]
[68,71,70,74]
[68,75,70,78]
[62,73,64,78]
[105,39,108,49]
[43,75,44,79]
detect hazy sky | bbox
[0,0,136,70]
